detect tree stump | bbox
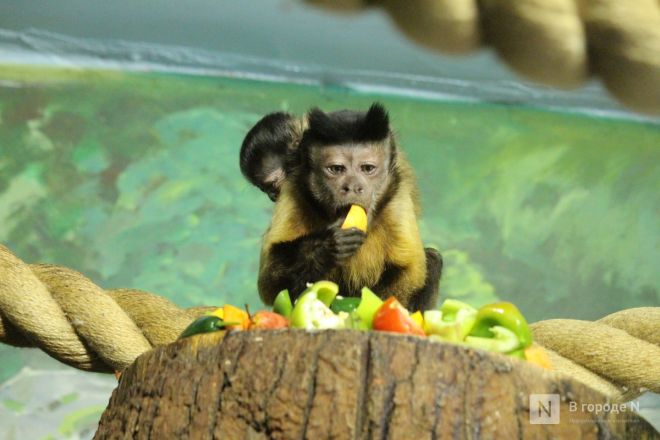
[94,330,658,439]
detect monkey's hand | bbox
[260,220,366,303]
[327,219,366,262]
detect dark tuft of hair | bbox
[358,103,390,141]
[240,112,294,185]
[303,102,390,147]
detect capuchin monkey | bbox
[240,103,442,311]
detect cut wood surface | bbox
[94,330,658,439]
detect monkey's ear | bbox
[240,112,301,201]
[306,107,335,143]
[358,102,390,141]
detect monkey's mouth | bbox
[336,204,368,219]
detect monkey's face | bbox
[308,143,391,219]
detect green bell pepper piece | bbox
[330,296,361,314]
[273,289,293,319]
[508,348,526,359]
[290,290,346,330]
[346,310,370,331]
[179,315,237,339]
[354,287,383,329]
[424,299,477,342]
[314,281,340,307]
[439,299,477,322]
[423,307,477,342]
[468,302,532,349]
[423,299,477,342]
[465,325,521,353]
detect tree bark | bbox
[95,330,658,439]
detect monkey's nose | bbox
[342,184,363,194]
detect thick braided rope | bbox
[0,244,658,403]
[531,309,660,402]
[0,244,214,372]
[305,0,660,115]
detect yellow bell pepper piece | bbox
[341,205,368,232]
[410,310,424,329]
[223,304,250,330]
[524,345,552,370]
[209,307,224,320]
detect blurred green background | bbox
[0,64,658,437]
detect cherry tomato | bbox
[249,311,289,330]
[373,297,425,337]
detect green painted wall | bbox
[1,65,659,385]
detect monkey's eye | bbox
[361,164,377,175]
[327,165,346,175]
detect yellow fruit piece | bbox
[223,304,250,330]
[209,307,224,320]
[524,345,552,370]
[410,310,424,329]
[341,205,368,232]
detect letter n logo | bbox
[529,394,560,424]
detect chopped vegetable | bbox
[373,297,425,337]
[341,204,368,232]
[290,290,346,330]
[439,299,477,322]
[354,287,383,329]
[347,311,370,330]
[508,348,526,359]
[424,311,463,342]
[179,315,237,339]
[423,299,477,342]
[263,280,539,363]
[410,311,424,328]
[330,296,361,314]
[465,325,521,353]
[249,311,289,330]
[223,304,251,330]
[468,302,532,349]
[306,280,340,307]
[208,307,224,320]
[273,289,293,319]
[524,346,552,369]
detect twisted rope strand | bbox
[305,0,660,114]
[0,245,209,372]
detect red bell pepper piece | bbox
[373,297,425,337]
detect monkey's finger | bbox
[336,232,366,241]
[336,243,363,258]
[337,239,362,249]
[337,237,364,247]
[328,218,346,230]
[335,229,366,241]
[342,227,366,236]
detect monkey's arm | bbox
[258,190,365,304]
[374,249,428,310]
[258,226,365,304]
[373,191,433,309]
[258,231,332,305]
